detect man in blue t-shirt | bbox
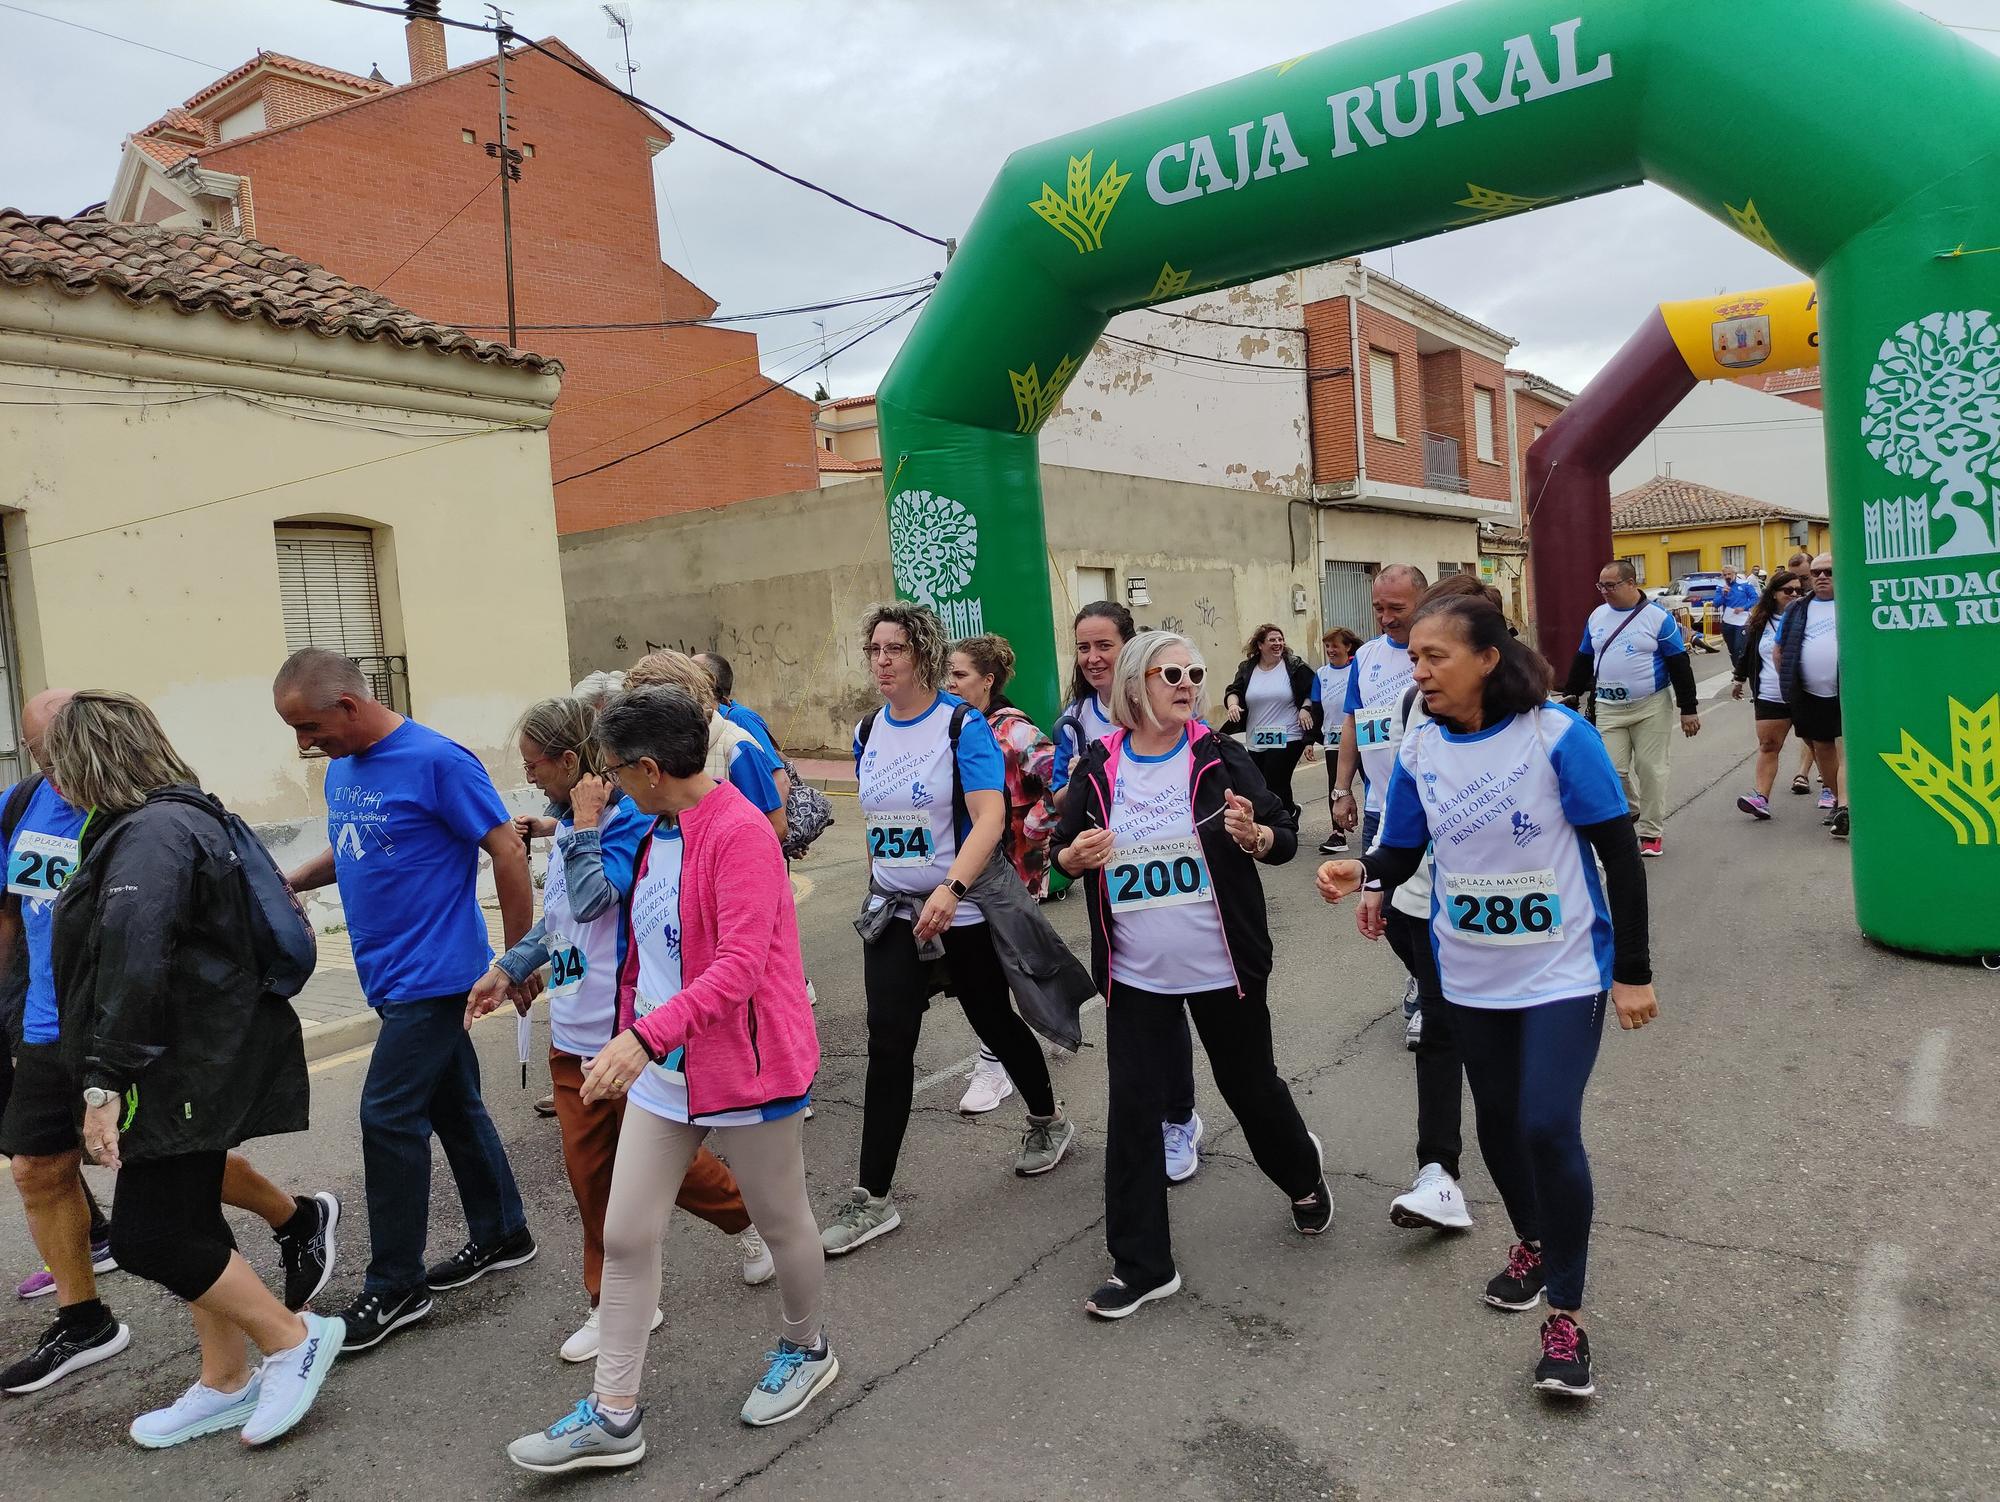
[276,648,536,1352]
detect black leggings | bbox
[111,1151,234,1303]
[1249,739,1307,816]
[860,919,1056,1196]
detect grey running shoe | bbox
[739,1337,839,1426]
[1015,1105,1076,1177]
[507,1398,646,1473]
[820,1188,901,1256]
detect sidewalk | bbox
[292,905,511,1063]
[791,755,858,794]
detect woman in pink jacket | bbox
[505,685,830,1476]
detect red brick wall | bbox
[1304,297,1356,485]
[1458,352,1510,504]
[196,45,818,533]
[1512,389,1567,521]
[259,79,359,131]
[1420,349,1465,487]
[1357,305,1422,488]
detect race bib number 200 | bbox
[7,830,77,900]
[1107,836,1212,914]
[866,811,935,867]
[1441,869,1563,946]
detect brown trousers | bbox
[548,1049,751,1303]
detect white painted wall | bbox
[1611,381,1829,516]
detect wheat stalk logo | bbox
[1725,198,1780,254]
[1882,694,2000,843]
[1450,184,1556,225]
[1149,262,1193,301]
[1029,151,1131,254]
[1009,354,1080,434]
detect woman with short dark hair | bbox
[506,686,828,1472]
[52,691,342,1449]
[1318,596,1659,1401]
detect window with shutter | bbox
[1368,350,1398,439]
[1322,560,1376,641]
[275,527,395,705]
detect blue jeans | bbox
[1448,993,1606,1310]
[1721,622,1745,664]
[360,994,526,1295]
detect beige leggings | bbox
[594,1105,823,1402]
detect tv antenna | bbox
[602,4,638,90]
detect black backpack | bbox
[187,794,318,1000]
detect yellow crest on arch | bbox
[1009,355,1081,434]
[1029,151,1131,255]
[1882,695,2000,844]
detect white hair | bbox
[571,670,627,709]
[1109,630,1203,732]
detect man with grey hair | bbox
[275,648,536,1352]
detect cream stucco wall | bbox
[0,283,571,830]
[558,469,1472,755]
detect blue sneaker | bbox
[507,1398,647,1473]
[1163,1112,1203,1183]
[240,1313,343,1446]
[739,1337,839,1426]
[130,1378,261,1448]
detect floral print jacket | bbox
[987,705,1057,899]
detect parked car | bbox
[1676,572,1725,608]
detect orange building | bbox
[106,14,819,533]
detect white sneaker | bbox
[130,1377,262,1449]
[739,1228,776,1286]
[805,980,818,1008]
[240,1313,344,1447]
[1389,1162,1473,1231]
[957,1052,1014,1114]
[1163,1111,1203,1183]
[559,1305,664,1364]
[1404,1008,1423,1051]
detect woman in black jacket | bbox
[1053,632,1330,1321]
[1220,623,1320,820]
[51,691,343,1450]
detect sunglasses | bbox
[1810,568,1833,578]
[1146,664,1207,688]
[1777,585,1803,597]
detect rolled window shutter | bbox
[275,529,389,701]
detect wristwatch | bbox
[82,1086,119,1110]
[1333,790,1355,802]
[946,878,969,899]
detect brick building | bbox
[105,14,819,532]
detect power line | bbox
[456,279,936,333]
[320,0,950,248]
[371,171,497,291]
[555,291,929,486]
[0,0,226,70]
[1098,331,1349,376]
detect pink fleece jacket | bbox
[614,780,819,1118]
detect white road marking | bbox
[913,997,1103,1096]
[1823,1241,1911,1452]
[1898,1027,1950,1128]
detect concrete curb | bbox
[301,1008,381,1063]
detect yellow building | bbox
[1609,475,1831,589]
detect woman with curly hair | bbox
[1221,624,1319,821]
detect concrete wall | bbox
[0,284,572,838]
[1611,382,1829,517]
[559,467,1475,754]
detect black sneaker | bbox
[1534,1313,1595,1397]
[1830,806,1850,839]
[1484,1241,1546,1311]
[0,1312,130,1394]
[337,1286,433,1353]
[276,1191,340,1312]
[1083,1271,1182,1321]
[426,1226,538,1292]
[1291,1131,1333,1235]
[1317,834,1348,856]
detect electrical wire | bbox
[0,0,226,70]
[556,292,929,486]
[455,279,936,333]
[320,0,949,248]
[371,172,499,292]
[1097,331,1349,376]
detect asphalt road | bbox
[5,662,1994,1501]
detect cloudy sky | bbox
[4,0,1997,398]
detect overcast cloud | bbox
[4,0,1996,399]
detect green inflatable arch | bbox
[875,0,2000,957]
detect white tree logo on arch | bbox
[889,488,986,636]
[1861,309,2000,564]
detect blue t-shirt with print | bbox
[718,700,779,761]
[6,779,87,1043]
[324,719,511,1004]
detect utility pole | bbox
[484,3,523,347]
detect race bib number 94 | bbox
[1107,836,1212,914]
[547,940,588,998]
[7,831,77,899]
[1441,869,1563,946]
[1355,712,1395,749]
[866,811,935,866]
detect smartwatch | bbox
[82,1087,119,1110]
[946,878,969,899]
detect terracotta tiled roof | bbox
[816,449,864,472]
[1610,475,1818,530]
[140,106,207,142]
[821,394,877,411]
[0,210,557,375]
[184,52,390,111]
[130,135,196,169]
[1737,367,1821,395]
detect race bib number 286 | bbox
[1441,869,1563,946]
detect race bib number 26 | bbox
[7,831,77,899]
[1441,869,1563,946]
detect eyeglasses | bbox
[1595,580,1627,592]
[1146,663,1207,688]
[1810,568,1833,578]
[863,641,911,659]
[521,747,573,776]
[1777,585,1803,597]
[602,758,639,776]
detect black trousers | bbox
[861,918,1056,1196]
[1248,739,1307,817]
[1104,978,1319,1291]
[1383,906,1463,1180]
[111,1151,234,1303]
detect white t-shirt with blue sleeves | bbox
[855,692,1005,926]
[1380,704,1627,1009]
[1345,634,1416,813]
[1311,663,1352,749]
[1579,600,1685,706]
[1051,694,1116,792]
